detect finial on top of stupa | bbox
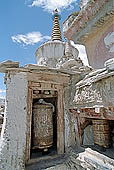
[51,9,62,41]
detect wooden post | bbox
[57,87,64,154]
[25,85,33,163]
[26,82,65,162]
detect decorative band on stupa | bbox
[51,9,62,41]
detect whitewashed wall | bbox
[0,72,28,170]
[35,40,79,68]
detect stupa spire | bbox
[51,9,62,41]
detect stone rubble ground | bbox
[26,147,114,170]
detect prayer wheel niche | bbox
[32,99,54,151]
[92,119,110,148]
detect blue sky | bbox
[0,0,86,98]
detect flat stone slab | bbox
[0,60,19,72]
[78,148,114,170]
[104,58,114,71]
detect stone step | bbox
[77,148,114,170]
[26,154,65,170]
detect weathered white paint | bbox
[104,32,114,53]
[104,58,114,71]
[64,111,71,148]
[35,41,65,67]
[64,74,81,150]
[0,72,28,170]
[71,42,89,66]
[60,59,82,69]
[78,148,114,169]
[35,40,79,68]
[80,0,89,8]
[64,111,78,149]
[95,107,100,113]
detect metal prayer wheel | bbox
[92,119,110,148]
[32,99,54,151]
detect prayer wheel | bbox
[92,119,110,148]
[32,99,54,151]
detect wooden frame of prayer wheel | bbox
[92,119,110,148]
[32,101,54,151]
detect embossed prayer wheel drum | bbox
[32,100,54,151]
[92,119,110,148]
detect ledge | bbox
[0,60,19,73]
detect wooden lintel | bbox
[28,81,63,91]
[27,72,70,86]
[70,107,114,120]
[33,94,57,99]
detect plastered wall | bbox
[0,72,28,170]
[85,17,114,69]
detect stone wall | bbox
[64,74,81,149]
[85,20,114,69]
[0,72,28,170]
[94,74,114,107]
[63,0,114,69]
[74,70,114,108]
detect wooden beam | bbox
[70,107,114,120]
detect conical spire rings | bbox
[51,9,62,41]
